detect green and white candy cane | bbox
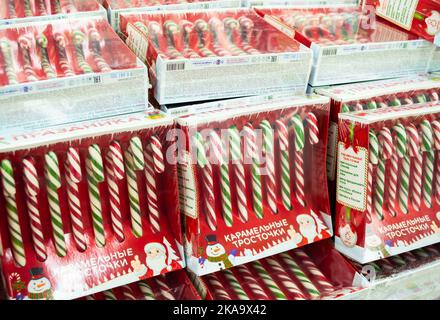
[431,120,440,205]
[260,120,277,213]
[391,124,409,215]
[86,144,106,248]
[36,35,56,79]
[252,260,287,300]
[45,152,67,256]
[420,120,434,208]
[367,130,379,220]
[291,114,306,207]
[124,150,143,238]
[1,160,26,266]
[0,40,18,85]
[129,137,145,171]
[138,281,155,300]
[223,269,250,300]
[275,120,292,211]
[72,30,93,74]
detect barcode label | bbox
[271,56,278,63]
[322,48,338,56]
[167,62,185,71]
[93,76,101,84]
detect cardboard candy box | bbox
[365,0,440,46]
[255,6,435,86]
[189,239,364,300]
[335,103,440,264]
[0,0,106,26]
[80,270,201,300]
[315,75,440,210]
[0,110,185,300]
[0,17,148,131]
[175,95,333,276]
[120,8,313,104]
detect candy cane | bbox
[180,20,200,58]
[275,120,291,210]
[401,251,417,264]
[229,125,248,223]
[72,30,93,74]
[7,0,17,18]
[368,130,379,221]
[260,120,277,214]
[238,16,260,54]
[120,285,136,300]
[291,115,306,207]
[45,152,67,256]
[0,40,18,85]
[209,18,230,56]
[194,19,215,57]
[66,147,87,251]
[420,120,434,208]
[223,18,246,56]
[148,22,165,56]
[86,144,105,248]
[223,269,249,300]
[145,136,163,234]
[23,0,33,16]
[37,0,47,15]
[374,128,393,221]
[210,130,233,227]
[292,249,334,293]
[36,35,56,79]
[413,248,430,259]
[306,113,320,145]
[431,120,440,205]
[234,264,269,300]
[1,160,26,266]
[138,280,155,300]
[280,252,320,298]
[204,273,232,300]
[53,32,75,77]
[243,123,263,219]
[53,0,62,14]
[88,26,111,72]
[252,260,287,300]
[61,0,77,13]
[124,150,142,238]
[163,20,184,59]
[387,124,405,217]
[103,290,117,300]
[194,132,217,230]
[23,158,47,262]
[407,124,423,211]
[18,35,38,82]
[429,91,439,102]
[154,276,176,300]
[265,257,306,300]
[393,125,409,215]
[105,150,124,242]
[390,255,406,267]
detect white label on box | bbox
[336,143,368,211]
[178,151,198,219]
[375,0,419,30]
[327,121,339,181]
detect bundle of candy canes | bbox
[80,270,201,300]
[1,0,102,21]
[176,95,332,276]
[0,17,137,86]
[0,110,185,300]
[196,240,361,300]
[336,102,440,264]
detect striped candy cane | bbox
[0,40,18,85]
[265,257,306,300]
[18,35,38,82]
[387,124,406,217]
[53,0,62,14]
[88,26,111,72]
[209,18,231,56]
[7,0,16,18]
[154,276,176,300]
[275,120,292,211]
[260,120,277,214]
[1,160,26,266]
[292,249,335,293]
[54,32,75,77]
[66,148,87,251]
[163,20,184,59]
[420,120,434,208]
[148,21,165,56]
[181,20,200,58]
[223,18,247,56]
[204,273,232,300]
[124,150,143,238]
[407,124,423,211]
[37,0,47,15]
[238,16,260,54]
[138,280,155,300]
[86,144,105,248]
[120,285,136,300]
[36,35,56,79]
[72,30,93,74]
[223,269,250,300]
[23,158,47,261]
[45,152,67,256]
[194,19,216,57]
[431,120,440,205]
[23,0,32,16]
[229,125,248,223]
[291,115,306,207]
[234,264,269,300]
[194,132,217,230]
[367,130,379,222]
[243,123,263,219]
[145,136,164,234]
[252,260,287,300]
[105,150,124,242]
[103,290,117,300]
[393,125,409,215]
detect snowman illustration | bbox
[27,268,53,300]
[199,235,237,271]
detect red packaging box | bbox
[175,95,333,276]
[0,110,185,300]
[335,102,440,263]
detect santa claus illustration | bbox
[131,239,183,279]
[27,268,53,300]
[339,223,358,248]
[199,235,237,271]
[295,211,330,245]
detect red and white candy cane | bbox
[306,113,320,145]
[145,136,164,234]
[105,150,124,242]
[163,20,184,59]
[407,124,423,211]
[154,276,176,300]
[431,120,440,205]
[238,16,260,55]
[18,35,38,82]
[275,119,292,211]
[66,147,87,251]
[23,157,47,261]
[204,273,232,300]
[180,20,200,58]
[120,285,136,300]
[209,18,231,56]
[234,264,270,300]
[291,115,306,207]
